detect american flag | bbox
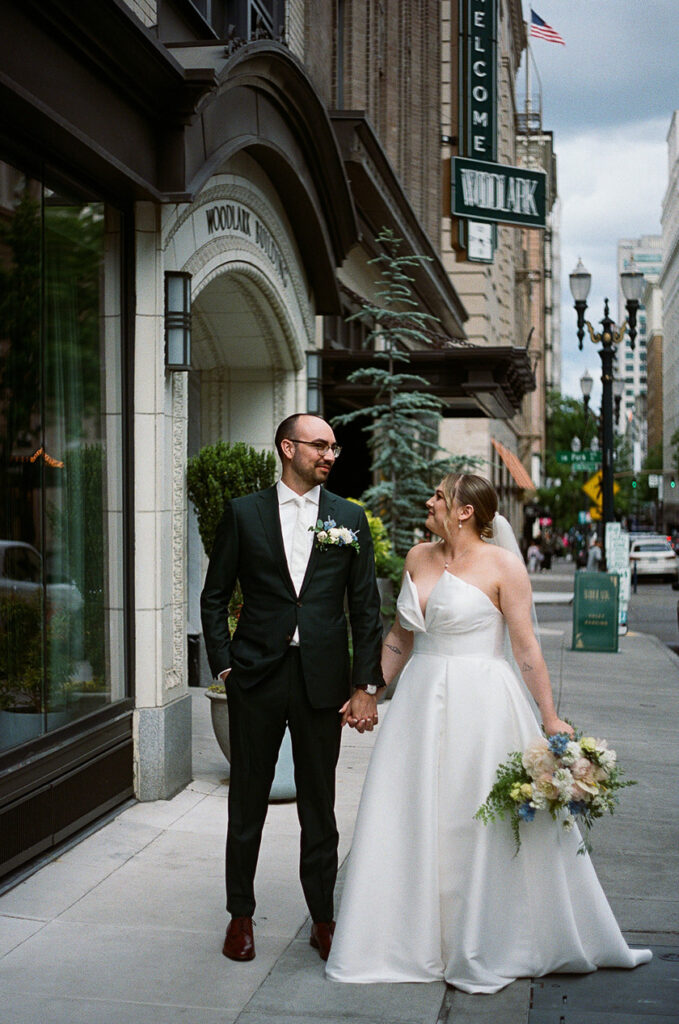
[530,9,565,45]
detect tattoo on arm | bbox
[521,661,534,673]
[385,642,402,655]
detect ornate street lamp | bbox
[569,257,644,538]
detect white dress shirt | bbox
[277,480,321,643]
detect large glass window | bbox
[0,159,125,753]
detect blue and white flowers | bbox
[474,724,635,855]
[309,518,360,553]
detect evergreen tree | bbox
[332,228,478,555]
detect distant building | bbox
[660,112,679,530]
[616,235,662,457]
[644,275,663,455]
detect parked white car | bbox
[629,537,679,583]
[0,540,83,612]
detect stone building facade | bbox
[661,111,679,529]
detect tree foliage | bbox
[331,228,479,555]
[536,390,634,531]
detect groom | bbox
[201,413,385,963]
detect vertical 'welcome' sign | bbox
[464,0,497,161]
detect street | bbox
[532,560,679,650]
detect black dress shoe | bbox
[310,921,335,961]
[222,916,255,961]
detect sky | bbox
[517,0,677,405]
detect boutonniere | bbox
[309,518,360,552]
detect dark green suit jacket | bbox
[200,486,384,708]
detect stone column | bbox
[133,200,192,801]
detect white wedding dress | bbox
[326,571,651,994]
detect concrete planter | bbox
[205,689,296,801]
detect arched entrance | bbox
[165,161,315,648]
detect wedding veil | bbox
[487,513,542,695]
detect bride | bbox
[326,472,651,994]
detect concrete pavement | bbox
[1,561,678,1023]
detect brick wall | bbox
[329,0,442,248]
[123,0,157,28]
[286,0,306,62]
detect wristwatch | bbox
[354,683,379,695]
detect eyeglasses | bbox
[287,439,342,459]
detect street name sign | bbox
[452,156,547,228]
[572,572,620,653]
[556,450,600,465]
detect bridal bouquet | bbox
[474,727,635,855]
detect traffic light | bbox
[631,478,637,489]
[671,478,677,489]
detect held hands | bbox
[339,689,385,732]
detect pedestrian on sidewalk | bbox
[586,539,602,571]
[527,539,542,573]
[201,413,385,965]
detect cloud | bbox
[556,118,668,400]
[525,1,677,134]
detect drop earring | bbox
[458,520,463,530]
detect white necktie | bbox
[289,495,310,595]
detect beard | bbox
[293,452,333,487]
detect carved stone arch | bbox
[179,40,358,312]
[188,257,308,375]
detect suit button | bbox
[296,600,302,607]
[285,634,292,643]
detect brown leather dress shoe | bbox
[310,921,335,961]
[222,916,255,961]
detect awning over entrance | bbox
[322,346,536,420]
[492,438,536,490]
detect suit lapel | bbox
[256,486,296,596]
[299,488,336,597]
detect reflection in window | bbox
[0,160,125,752]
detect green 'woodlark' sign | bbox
[452,156,547,229]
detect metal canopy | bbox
[321,347,535,419]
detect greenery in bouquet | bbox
[474,726,636,855]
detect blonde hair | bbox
[440,473,498,540]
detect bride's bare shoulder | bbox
[404,541,439,573]
[485,543,527,577]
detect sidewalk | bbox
[1,575,678,1023]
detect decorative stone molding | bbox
[163,179,314,344]
[167,370,187,693]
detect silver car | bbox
[629,537,679,583]
[0,540,83,612]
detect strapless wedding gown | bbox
[326,571,651,993]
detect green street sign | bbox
[572,572,619,653]
[556,450,600,465]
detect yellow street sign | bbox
[582,470,619,508]
[589,506,601,521]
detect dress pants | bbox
[225,647,343,923]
